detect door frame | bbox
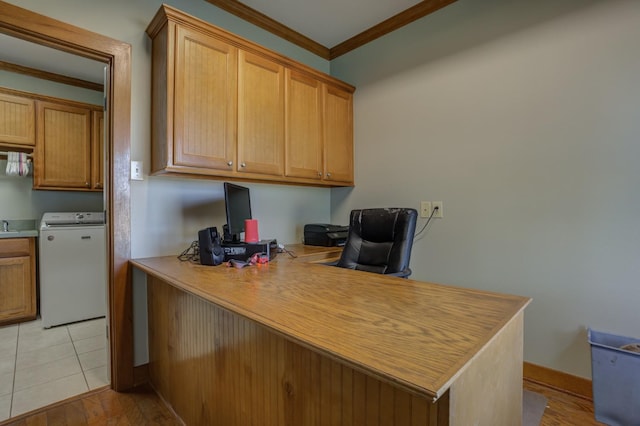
[0,1,134,391]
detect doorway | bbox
[0,0,133,404]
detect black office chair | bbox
[335,208,418,278]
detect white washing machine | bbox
[39,212,107,328]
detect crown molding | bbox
[205,0,330,59]
[206,0,457,61]
[330,0,457,59]
[0,60,103,91]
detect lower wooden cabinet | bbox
[0,238,36,326]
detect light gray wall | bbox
[331,0,640,379]
[0,170,103,221]
[5,0,333,365]
[11,0,635,380]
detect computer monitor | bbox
[223,182,252,242]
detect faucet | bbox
[2,220,8,232]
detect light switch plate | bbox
[131,160,143,181]
[420,201,431,218]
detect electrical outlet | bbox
[432,201,443,218]
[420,201,432,218]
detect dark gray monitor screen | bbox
[224,182,252,239]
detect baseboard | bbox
[133,363,150,387]
[524,362,593,400]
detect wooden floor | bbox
[0,385,180,426]
[523,380,606,426]
[0,381,603,425]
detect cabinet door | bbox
[174,26,237,171]
[0,92,35,146]
[238,51,284,176]
[323,86,354,185]
[34,101,91,189]
[285,70,323,180]
[92,110,104,190]
[0,256,34,324]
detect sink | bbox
[0,219,38,238]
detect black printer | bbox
[304,224,349,247]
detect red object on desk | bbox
[245,219,259,243]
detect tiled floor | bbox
[0,317,109,421]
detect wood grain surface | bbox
[132,255,530,400]
[147,277,440,425]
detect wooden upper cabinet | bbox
[324,86,354,185]
[173,25,237,171]
[146,4,355,187]
[0,91,35,147]
[285,69,323,180]
[34,100,91,189]
[91,110,104,190]
[237,51,284,177]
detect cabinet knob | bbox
[326,173,331,178]
[227,161,233,167]
[241,162,246,168]
[85,182,90,187]
[317,172,322,177]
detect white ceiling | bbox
[0,0,430,83]
[239,0,423,47]
[0,32,106,84]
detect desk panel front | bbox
[132,255,529,425]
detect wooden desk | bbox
[131,253,530,425]
[279,243,343,263]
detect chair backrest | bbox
[336,208,418,278]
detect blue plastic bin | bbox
[588,328,640,426]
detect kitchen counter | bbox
[0,219,38,238]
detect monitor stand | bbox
[222,224,240,244]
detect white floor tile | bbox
[0,324,18,340]
[68,317,105,341]
[17,326,71,353]
[0,393,10,422]
[84,365,109,390]
[78,348,107,371]
[17,318,42,332]
[11,372,88,417]
[0,371,13,397]
[14,355,82,392]
[2,317,112,421]
[0,353,15,377]
[0,329,17,360]
[16,341,76,371]
[72,334,106,355]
